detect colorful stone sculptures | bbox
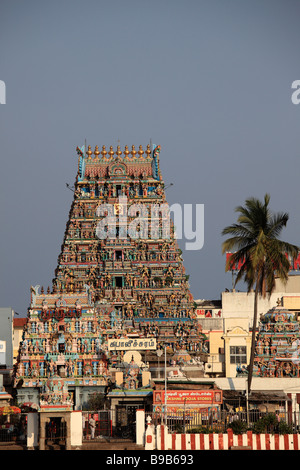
[253,308,300,378]
[14,143,206,409]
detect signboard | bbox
[108,337,156,351]
[153,406,220,417]
[0,340,6,365]
[153,390,222,405]
[195,308,222,318]
[226,252,300,272]
[282,296,300,310]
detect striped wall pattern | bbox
[155,426,300,450]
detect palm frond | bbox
[222,193,299,295]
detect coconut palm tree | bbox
[222,194,298,394]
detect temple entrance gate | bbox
[46,417,66,445]
[115,404,139,439]
[39,411,71,450]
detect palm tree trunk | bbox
[247,284,259,395]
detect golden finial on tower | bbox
[94,145,100,159]
[124,145,130,159]
[101,145,107,159]
[138,145,144,159]
[86,145,93,159]
[108,146,114,159]
[145,144,151,158]
[131,145,137,159]
[116,145,122,159]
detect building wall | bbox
[204,330,225,376]
[209,330,224,355]
[274,274,300,293]
[70,411,83,446]
[196,316,224,377]
[13,318,27,363]
[0,308,14,369]
[0,340,6,365]
[17,387,40,406]
[222,275,300,324]
[222,291,278,324]
[222,318,251,378]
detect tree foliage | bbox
[222,194,298,392]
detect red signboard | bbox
[226,252,300,272]
[195,308,222,318]
[153,390,222,405]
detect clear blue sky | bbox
[1,0,300,315]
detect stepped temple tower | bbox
[252,308,300,378]
[14,143,207,411]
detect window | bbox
[230,346,247,364]
[115,277,123,288]
[115,250,122,260]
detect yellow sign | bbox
[282,296,300,310]
[108,337,156,351]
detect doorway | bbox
[45,417,66,449]
[115,276,123,288]
[115,404,138,440]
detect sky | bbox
[1,0,300,316]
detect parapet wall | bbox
[144,422,300,450]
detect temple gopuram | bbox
[14,143,207,414]
[253,308,300,378]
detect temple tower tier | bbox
[14,144,207,411]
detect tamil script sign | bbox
[153,390,222,405]
[108,337,156,351]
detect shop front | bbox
[152,388,223,431]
